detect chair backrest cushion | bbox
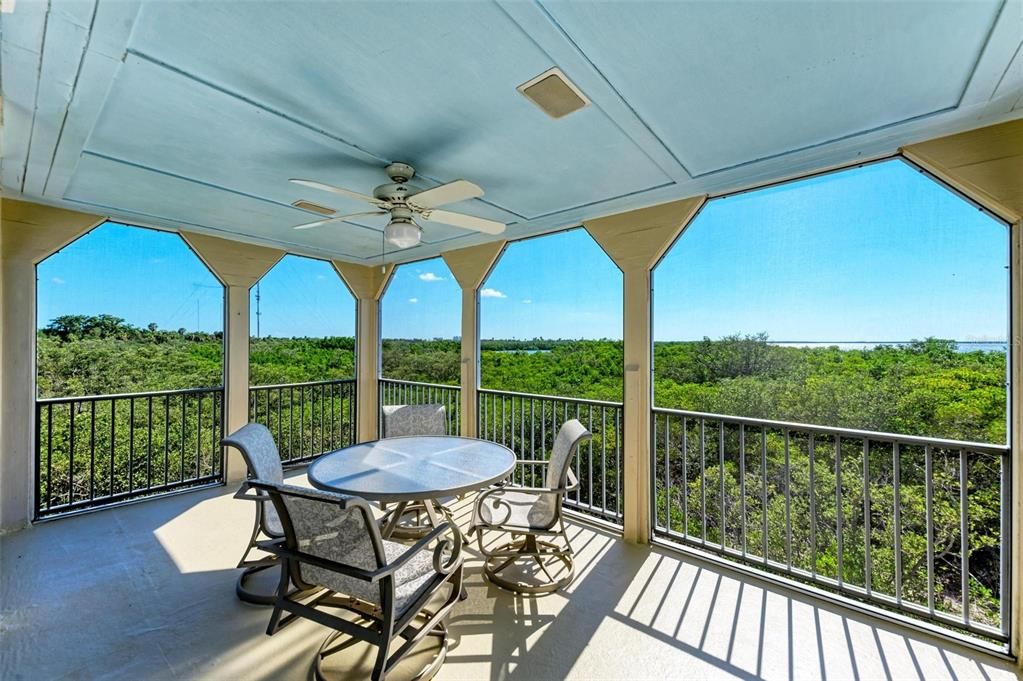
[382,404,447,438]
[545,419,591,490]
[222,423,284,535]
[265,483,388,605]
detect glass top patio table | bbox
[307,435,516,503]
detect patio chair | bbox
[469,418,590,594]
[250,480,463,681]
[380,404,452,537]
[222,423,292,605]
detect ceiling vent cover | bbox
[518,67,590,119]
[292,200,335,216]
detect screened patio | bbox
[2,1,1023,679]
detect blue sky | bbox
[251,255,354,338]
[37,159,1008,343]
[653,160,1008,342]
[37,224,225,333]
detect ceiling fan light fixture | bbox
[384,218,422,249]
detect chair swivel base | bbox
[482,535,574,595]
[237,557,320,606]
[314,612,449,681]
[236,558,280,605]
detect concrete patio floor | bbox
[1,474,1019,681]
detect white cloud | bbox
[408,298,418,304]
[418,272,444,282]
[315,274,326,280]
[521,299,532,304]
[51,277,66,285]
[480,288,506,299]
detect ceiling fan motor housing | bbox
[385,162,416,183]
[374,182,411,203]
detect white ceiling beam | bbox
[0,0,47,190]
[960,0,1023,107]
[21,0,95,197]
[42,0,141,200]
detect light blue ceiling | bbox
[3,0,1022,264]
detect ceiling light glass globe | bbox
[384,219,421,249]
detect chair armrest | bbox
[378,521,462,578]
[479,468,580,497]
[233,480,268,502]
[257,539,382,582]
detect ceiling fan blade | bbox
[293,211,387,230]
[407,179,483,210]
[423,209,505,235]
[289,179,390,208]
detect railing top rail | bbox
[478,387,623,408]
[652,405,1008,454]
[251,378,356,390]
[380,378,461,390]
[37,385,224,404]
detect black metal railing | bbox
[379,378,461,435]
[478,388,623,526]
[35,387,224,518]
[652,406,1010,642]
[248,378,357,464]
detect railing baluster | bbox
[47,403,53,510]
[719,421,725,549]
[128,397,134,493]
[597,404,605,511]
[89,400,96,501]
[147,396,153,490]
[836,436,843,587]
[739,423,746,556]
[1000,451,1009,633]
[809,432,816,578]
[926,444,935,616]
[180,394,186,483]
[960,448,969,626]
[110,399,116,495]
[761,426,768,565]
[663,411,670,531]
[700,418,707,543]
[784,429,792,569]
[68,402,76,505]
[893,442,903,605]
[863,439,871,595]
[195,394,202,479]
[164,396,170,486]
[682,416,688,538]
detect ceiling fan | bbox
[290,162,505,249]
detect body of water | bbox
[769,341,1008,353]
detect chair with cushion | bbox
[381,403,448,439]
[469,418,590,594]
[380,404,451,537]
[222,423,290,605]
[251,480,463,681]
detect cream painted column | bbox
[584,197,705,544]
[443,241,505,438]
[334,261,394,443]
[182,233,283,483]
[1011,218,1022,661]
[1,200,103,531]
[902,119,1023,659]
